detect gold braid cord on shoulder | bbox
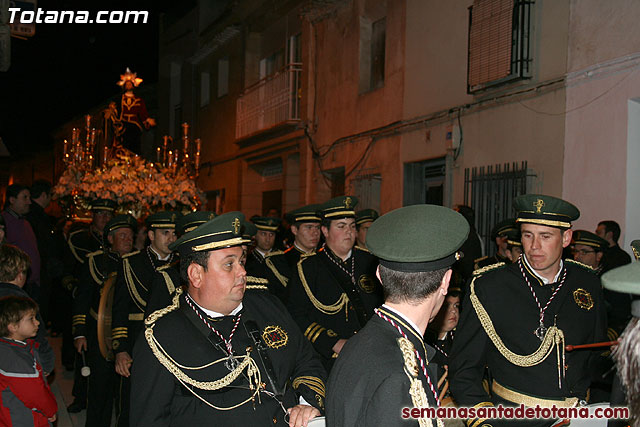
[469,277,566,386]
[123,258,147,311]
[144,288,263,410]
[89,255,105,284]
[160,270,176,294]
[265,256,289,288]
[397,337,444,427]
[296,258,350,320]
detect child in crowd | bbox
[0,295,57,426]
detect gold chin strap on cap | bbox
[469,277,566,388]
[144,288,263,411]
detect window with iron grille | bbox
[464,161,536,252]
[467,0,533,93]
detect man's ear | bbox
[375,265,381,282]
[148,229,155,243]
[562,229,573,248]
[321,225,329,239]
[107,233,114,246]
[188,263,204,289]
[440,269,453,295]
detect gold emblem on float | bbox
[262,325,289,349]
[573,288,593,310]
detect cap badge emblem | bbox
[344,197,352,209]
[534,199,545,214]
[232,218,241,234]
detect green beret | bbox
[104,214,137,240]
[169,212,251,257]
[145,211,181,229]
[513,194,580,229]
[356,209,379,226]
[631,240,640,261]
[572,230,608,251]
[491,218,517,240]
[176,211,216,236]
[242,221,257,239]
[367,204,469,272]
[252,217,281,232]
[602,263,640,317]
[320,196,358,219]
[91,198,117,212]
[286,204,321,224]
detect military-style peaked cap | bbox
[91,198,117,212]
[572,230,608,251]
[356,209,379,226]
[145,211,181,229]
[169,212,251,257]
[504,228,522,247]
[491,218,517,240]
[242,221,257,240]
[176,211,216,236]
[602,262,640,317]
[367,204,469,272]
[252,217,281,232]
[104,214,137,240]
[513,194,580,229]
[286,204,321,224]
[320,196,358,219]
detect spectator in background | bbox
[1,184,41,301]
[26,180,57,323]
[0,244,55,374]
[596,220,631,273]
[453,205,483,285]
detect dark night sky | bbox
[1,0,189,157]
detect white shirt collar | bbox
[381,304,423,336]
[254,248,270,258]
[149,246,171,261]
[190,297,243,318]
[522,254,564,284]
[294,242,313,254]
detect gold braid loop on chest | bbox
[297,258,350,320]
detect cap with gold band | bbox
[252,217,281,232]
[571,230,608,251]
[504,228,521,247]
[366,204,469,272]
[103,214,137,240]
[169,212,251,257]
[491,218,517,240]
[320,196,358,220]
[145,211,181,229]
[356,209,379,226]
[242,221,257,240]
[176,211,216,236]
[91,198,117,212]
[513,194,580,229]
[286,204,321,224]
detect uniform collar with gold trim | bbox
[522,254,564,285]
[377,305,434,360]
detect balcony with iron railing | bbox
[235,63,302,140]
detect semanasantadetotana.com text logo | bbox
[8,8,149,24]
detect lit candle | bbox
[103,144,109,166]
[156,146,161,163]
[63,139,68,158]
[167,150,173,168]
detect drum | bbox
[308,416,326,427]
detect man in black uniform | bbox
[327,204,469,426]
[287,196,382,371]
[65,198,116,413]
[265,204,322,302]
[450,195,607,427]
[246,216,282,277]
[474,218,518,269]
[354,208,378,249]
[111,211,179,427]
[72,215,136,427]
[596,220,631,273]
[144,211,215,317]
[130,212,326,426]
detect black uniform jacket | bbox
[286,246,382,370]
[72,249,121,339]
[264,246,309,302]
[111,248,173,355]
[450,259,607,409]
[326,307,439,427]
[131,290,327,427]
